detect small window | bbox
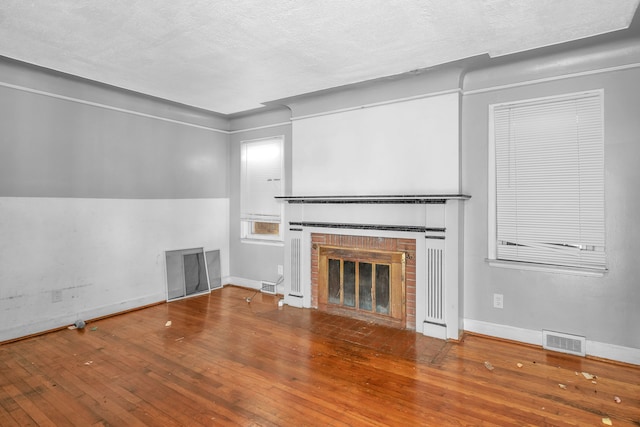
[488,91,606,271]
[252,221,280,236]
[240,136,284,242]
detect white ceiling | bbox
[1,0,638,115]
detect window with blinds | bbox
[240,136,284,242]
[490,91,606,270]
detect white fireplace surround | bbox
[279,194,469,341]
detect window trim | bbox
[240,135,285,244]
[241,220,283,243]
[486,259,607,277]
[487,90,607,274]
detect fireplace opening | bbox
[328,260,389,313]
[318,246,405,324]
[311,234,416,329]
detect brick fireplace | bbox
[311,233,416,329]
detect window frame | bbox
[487,90,607,275]
[240,135,285,244]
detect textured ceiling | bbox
[1,0,639,115]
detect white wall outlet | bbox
[493,293,504,309]
[277,264,284,275]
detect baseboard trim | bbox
[464,318,639,366]
[423,322,447,340]
[585,340,640,366]
[225,276,262,290]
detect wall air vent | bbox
[261,281,277,295]
[542,330,586,357]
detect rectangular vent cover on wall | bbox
[261,281,277,295]
[543,330,586,357]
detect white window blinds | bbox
[493,91,605,269]
[240,136,283,222]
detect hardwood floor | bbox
[1,285,638,426]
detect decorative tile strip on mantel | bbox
[289,222,445,233]
[276,194,471,204]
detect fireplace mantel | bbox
[282,193,469,341]
[276,194,471,204]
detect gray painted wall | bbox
[0,57,229,198]
[461,39,640,349]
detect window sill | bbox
[486,259,607,277]
[241,238,284,247]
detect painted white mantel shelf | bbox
[276,194,471,203]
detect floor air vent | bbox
[261,281,276,295]
[542,330,586,357]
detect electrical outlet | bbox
[277,264,284,275]
[493,293,504,309]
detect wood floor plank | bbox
[1,285,638,426]
[1,383,58,427]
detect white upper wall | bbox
[291,93,461,196]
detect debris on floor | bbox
[165,321,172,327]
[516,362,523,368]
[90,327,98,331]
[484,361,494,371]
[74,320,86,329]
[614,396,621,404]
[582,371,596,380]
[602,417,612,425]
[558,383,567,389]
[84,361,93,366]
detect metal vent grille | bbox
[543,330,586,357]
[425,246,444,324]
[261,281,276,295]
[290,237,302,296]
